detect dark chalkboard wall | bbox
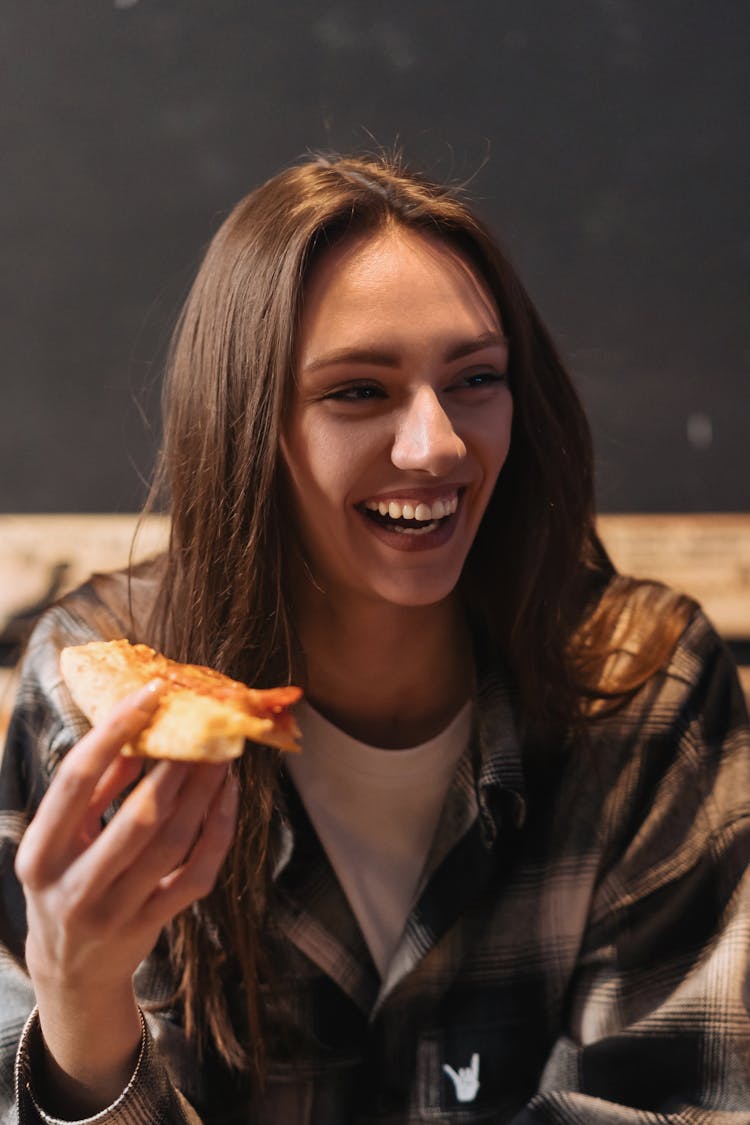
[2,1,748,513]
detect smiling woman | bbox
[282,226,512,616]
[1,154,750,1124]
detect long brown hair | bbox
[143,152,694,1080]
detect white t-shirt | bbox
[286,699,473,977]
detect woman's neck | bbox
[294,593,474,749]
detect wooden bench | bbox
[2,514,749,742]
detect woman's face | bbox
[281,225,513,611]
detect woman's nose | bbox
[390,387,467,475]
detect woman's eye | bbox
[325,384,385,402]
[453,370,506,390]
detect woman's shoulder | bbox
[580,578,750,893]
[575,573,699,706]
[27,555,164,653]
[4,557,165,777]
[588,572,698,648]
[584,572,747,734]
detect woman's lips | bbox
[355,489,463,551]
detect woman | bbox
[1,154,749,1123]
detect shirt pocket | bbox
[416,1024,539,1122]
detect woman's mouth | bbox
[356,491,461,547]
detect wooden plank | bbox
[1,513,748,746]
[597,514,750,639]
[0,514,169,640]
[0,668,18,740]
[740,666,750,701]
[1,513,748,638]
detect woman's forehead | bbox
[298,226,502,359]
[306,223,489,292]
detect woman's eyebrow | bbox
[303,347,397,373]
[303,332,509,375]
[444,331,508,362]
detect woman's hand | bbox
[14,678,240,1116]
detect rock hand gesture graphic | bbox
[443,1053,480,1103]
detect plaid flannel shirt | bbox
[1,566,750,1124]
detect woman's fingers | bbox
[20,760,216,984]
[87,754,145,824]
[77,755,146,845]
[138,772,239,932]
[73,765,237,940]
[16,680,164,887]
[17,681,240,1020]
[76,761,223,908]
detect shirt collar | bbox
[272,653,527,881]
[473,659,527,844]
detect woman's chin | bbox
[358,570,464,611]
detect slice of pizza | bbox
[60,639,301,762]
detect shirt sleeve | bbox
[514,613,750,1122]
[14,1009,202,1125]
[0,601,208,1125]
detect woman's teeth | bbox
[361,493,459,534]
[364,495,458,522]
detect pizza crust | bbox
[60,639,301,761]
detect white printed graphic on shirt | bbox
[443,1053,480,1103]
